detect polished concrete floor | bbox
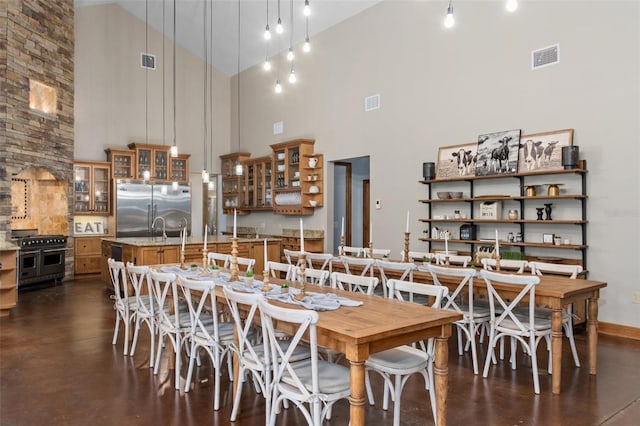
[1,277,639,425]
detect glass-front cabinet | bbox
[219,152,251,214]
[105,148,135,179]
[170,154,189,183]
[127,142,170,180]
[244,155,273,210]
[74,161,111,214]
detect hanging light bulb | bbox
[202,170,210,183]
[142,170,151,180]
[276,17,283,34]
[263,56,272,71]
[287,47,294,61]
[208,181,214,190]
[444,1,455,28]
[170,145,178,157]
[505,0,518,12]
[303,36,310,53]
[264,24,271,40]
[303,0,310,17]
[172,181,179,190]
[288,66,296,84]
[275,79,282,93]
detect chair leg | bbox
[123,311,130,356]
[564,321,581,367]
[174,336,182,391]
[365,370,375,406]
[482,329,496,378]
[382,379,390,411]
[456,327,464,356]
[392,375,402,426]
[468,322,479,375]
[184,342,197,392]
[510,338,517,370]
[154,333,164,376]
[130,316,141,357]
[230,367,245,421]
[148,321,156,369]
[529,337,541,394]
[112,311,121,345]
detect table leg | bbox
[588,294,599,375]
[349,360,366,426]
[434,335,449,426]
[551,307,564,394]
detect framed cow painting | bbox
[518,129,574,173]
[436,142,478,180]
[475,129,521,176]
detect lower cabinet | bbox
[0,249,18,317]
[75,237,104,275]
[138,246,179,265]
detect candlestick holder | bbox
[230,237,239,282]
[444,256,451,267]
[294,253,307,301]
[495,255,502,271]
[339,235,345,256]
[368,241,373,258]
[201,250,209,275]
[261,270,271,293]
[180,250,186,269]
[404,232,410,262]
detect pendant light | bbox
[263,55,272,71]
[201,0,209,184]
[276,0,283,34]
[170,0,178,157]
[303,16,310,53]
[505,0,518,12]
[235,0,244,176]
[142,0,151,181]
[444,0,455,28]
[287,0,294,62]
[263,0,271,40]
[288,63,296,84]
[303,0,310,17]
[275,79,282,93]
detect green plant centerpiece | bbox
[280,283,289,293]
[210,263,220,277]
[422,255,434,266]
[190,263,198,271]
[244,269,254,287]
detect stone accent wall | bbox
[0,0,75,277]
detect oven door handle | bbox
[20,250,41,255]
[42,248,69,253]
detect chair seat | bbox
[366,345,429,372]
[498,314,552,332]
[192,321,235,344]
[245,340,311,364]
[457,303,491,319]
[283,358,351,394]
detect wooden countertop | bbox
[103,236,282,247]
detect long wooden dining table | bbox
[154,265,461,426]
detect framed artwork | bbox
[518,128,574,172]
[436,142,478,180]
[475,129,521,176]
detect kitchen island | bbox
[100,236,281,284]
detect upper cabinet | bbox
[220,152,251,215]
[74,161,111,214]
[243,155,273,211]
[127,142,169,180]
[169,154,190,183]
[271,139,323,215]
[105,149,135,179]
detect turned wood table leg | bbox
[349,360,366,426]
[588,293,599,375]
[434,335,449,426]
[551,307,564,394]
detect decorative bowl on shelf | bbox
[309,185,319,194]
[277,165,285,172]
[450,192,463,199]
[437,192,451,199]
[309,200,318,207]
[277,153,285,160]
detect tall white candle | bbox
[203,224,208,250]
[181,228,186,252]
[445,231,449,256]
[495,229,500,257]
[233,208,237,238]
[370,222,373,244]
[263,239,268,272]
[341,216,345,238]
[405,210,410,233]
[299,218,305,252]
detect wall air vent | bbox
[365,94,380,112]
[141,53,156,70]
[532,44,559,70]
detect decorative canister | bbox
[508,209,518,220]
[562,146,579,169]
[423,162,435,180]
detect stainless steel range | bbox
[12,230,67,288]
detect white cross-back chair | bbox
[340,255,375,278]
[375,259,416,298]
[178,276,234,409]
[481,258,529,273]
[108,258,136,356]
[304,252,334,274]
[435,253,472,267]
[341,246,363,257]
[480,270,551,394]
[292,266,330,287]
[365,279,449,426]
[125,263,156,367]
[407,251,437,263]
[258,299,351,426]
[364,247,391,259]
[236,256,256,273]
[529,261,583,368]
[149,270,191,390]
[283,249,305,266]
[429,264,489,374]
[267,261,294,281]
[330,271,379,295]
[207,252,230,268]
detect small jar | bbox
[508,209,519,220]
[507,232,515,242]
[454,210,461,219]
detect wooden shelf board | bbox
[419,237,587,250]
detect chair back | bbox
[330,271,379,295]
[481,258,528,273]
[108,258,129,303]
[304,252,334,273]
[435,253,472,267]
[480,270,541,334]
[388,279,449,308]
[529,261,582,279]
[375,259,416,298]
[428,264,477,317]
[408,251,437,263]
[236,256,256,272]
[207,252,230,268]
[364,248,391,259]
[126,263,154,317]
[340,255,375,277]
[283,249,304,266]
[268,261,294,280]
[149,270,181,332]
[293,267,329,287]
[223,287,266,370]
[178,276,224,345]
[258,299,320,398]
[342,246,363,257]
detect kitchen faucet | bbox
[151,216,167,241]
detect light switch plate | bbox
[375,200,381,209]
[273,121,283,135]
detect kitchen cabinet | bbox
[0,248,18,317]
[138,246,179,265]
[105,148,135,179]
[220,152,251,215]
[127,142,170,181]
[243,155,273,211]
[418,162,588,268]
[271,139,323,215]
[74,161,111,215]
[169,154,190,183]
[75,237,104,275]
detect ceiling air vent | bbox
[141,52,156,70]
[532,44,559,70]
[365,94,380,112]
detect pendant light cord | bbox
[162,0,165,146]
[203,0,208,171]
[209,0,214,172]
[237,0,241,153]
[145,0,149,146]
[172,0,177,150]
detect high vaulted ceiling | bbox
[75,0,383,76]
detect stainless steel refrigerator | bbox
[116,181,191,237]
